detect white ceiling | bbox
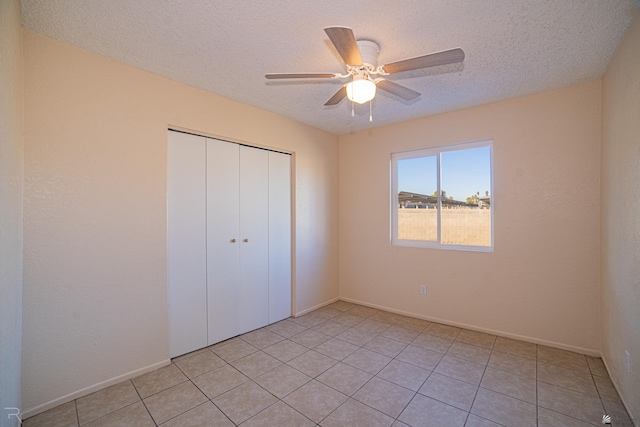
[20,0,637,135]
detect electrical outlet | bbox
[625,350,631,373]
[420,285,427,295]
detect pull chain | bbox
[348,100,374,122]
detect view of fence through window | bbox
[393,142,492,249]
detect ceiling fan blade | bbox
[265,73,339,79]
[324,86,347,106]
[376,79,420,100]
[382,48,465,74]
[324,27,363,66]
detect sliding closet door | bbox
[269,151,292,323]
[238,146,269,333]
[206,138,241,345]
[168,132,207,357]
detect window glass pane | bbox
[397,156,437,241]
[440,146,491,246]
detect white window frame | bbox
[391,139,494,252]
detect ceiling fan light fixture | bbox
[346,78,376,104]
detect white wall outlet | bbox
[420,285,427,295]
[625,350,631,373]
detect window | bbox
[391,140,493,251]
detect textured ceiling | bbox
[20,0,637,135]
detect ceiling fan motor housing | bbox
[356,40,380,68]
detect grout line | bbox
[128,379,148,411]
[74,399,80,427]
[536,344,539,427]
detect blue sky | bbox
[397,146,491,201]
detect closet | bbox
[168,130,291,358]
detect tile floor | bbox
[23,301,634,427]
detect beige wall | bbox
[602,14,640,424]
[339,81,602,353]
[22,30,339,415]
[0,0,23,425]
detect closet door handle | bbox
[243,238,249,243]
[230,239,236,243]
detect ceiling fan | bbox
[265,27,465,117]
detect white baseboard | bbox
[338,296,601,357]
[21,359,171,420]
[600,357,638,427]
[294,296,340,317]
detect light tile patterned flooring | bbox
[24,301,633,427]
